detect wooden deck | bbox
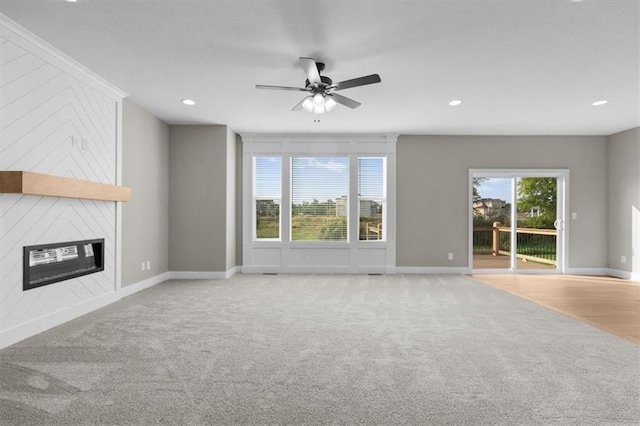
[473,254,556,270]
[469,274,640,345]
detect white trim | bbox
[605,268,639,281]
[0,14,127,100]
[0,291,120,349]
[242,134,397,274]
[241,266,279,274]
[169,266,240,280]
[241,265,398,275]
[241,133,399,145]
[114,100,123,294]
[396,267,471,274]
[120,272,170,298]
[564,268,611,276]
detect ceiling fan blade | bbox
[256,85,307,91]
[328,93,361,109]
[299,57,321,85]
[333,74,381,91]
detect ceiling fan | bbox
[256,57,381,114]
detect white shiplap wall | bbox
[0,15,126,348]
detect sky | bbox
[255,156,384,202]
[477,178,512,202]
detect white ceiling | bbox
[1,0,638,135]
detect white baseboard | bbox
[120,272,170,298]
[606,268,639,281]
[169,266,240,280]
[225,266,241,279]
[564,268,611,276]
[241,266,397,274]
[0,291,120,350]
[395,267,471,274]
[241,266,279,274]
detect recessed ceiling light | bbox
[592,100,608,106]
[182,99,195,106]
[449,99,462,106]
[66,0,78,3]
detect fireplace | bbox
[23,239,104,291]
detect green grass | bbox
[291,216,347,241]
[257,216,384,241]
[256,216,349,240]
[256,217,279,239]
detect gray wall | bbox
[396,135,608,269]
[122,99,169,286]
[225,127,237,270]
[169,125,235,272]
[607,127,640,273]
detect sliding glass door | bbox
[470,170,566,273]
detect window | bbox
[291,157,349,241]
[244,135,397,273]
[358,157,385,241]
[254,156,281,240]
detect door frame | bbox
[468,169,569,274]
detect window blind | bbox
[291,157,349,241]
[358,157,385,241]
[254,156,281,240]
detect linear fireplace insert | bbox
[23,239,104,291]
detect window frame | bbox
[253,156,282,241]
[242,134,397,274]
[357,156,387,242]
[290,155,351,243]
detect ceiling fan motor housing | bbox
[305,76,334,91]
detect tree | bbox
[517,178,556,218]
[472,177,487,201]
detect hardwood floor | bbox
[469,274,640,345]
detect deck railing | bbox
[473,223,557,266]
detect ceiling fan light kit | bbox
[256,57,381,114]
[301,93,337,114]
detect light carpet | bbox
[1,274,638,425]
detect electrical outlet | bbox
[621,256,626,264]
[448,252,454,260]
[146,260,151,270]
[141,262,146,271]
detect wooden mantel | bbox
[0,171,131,202]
